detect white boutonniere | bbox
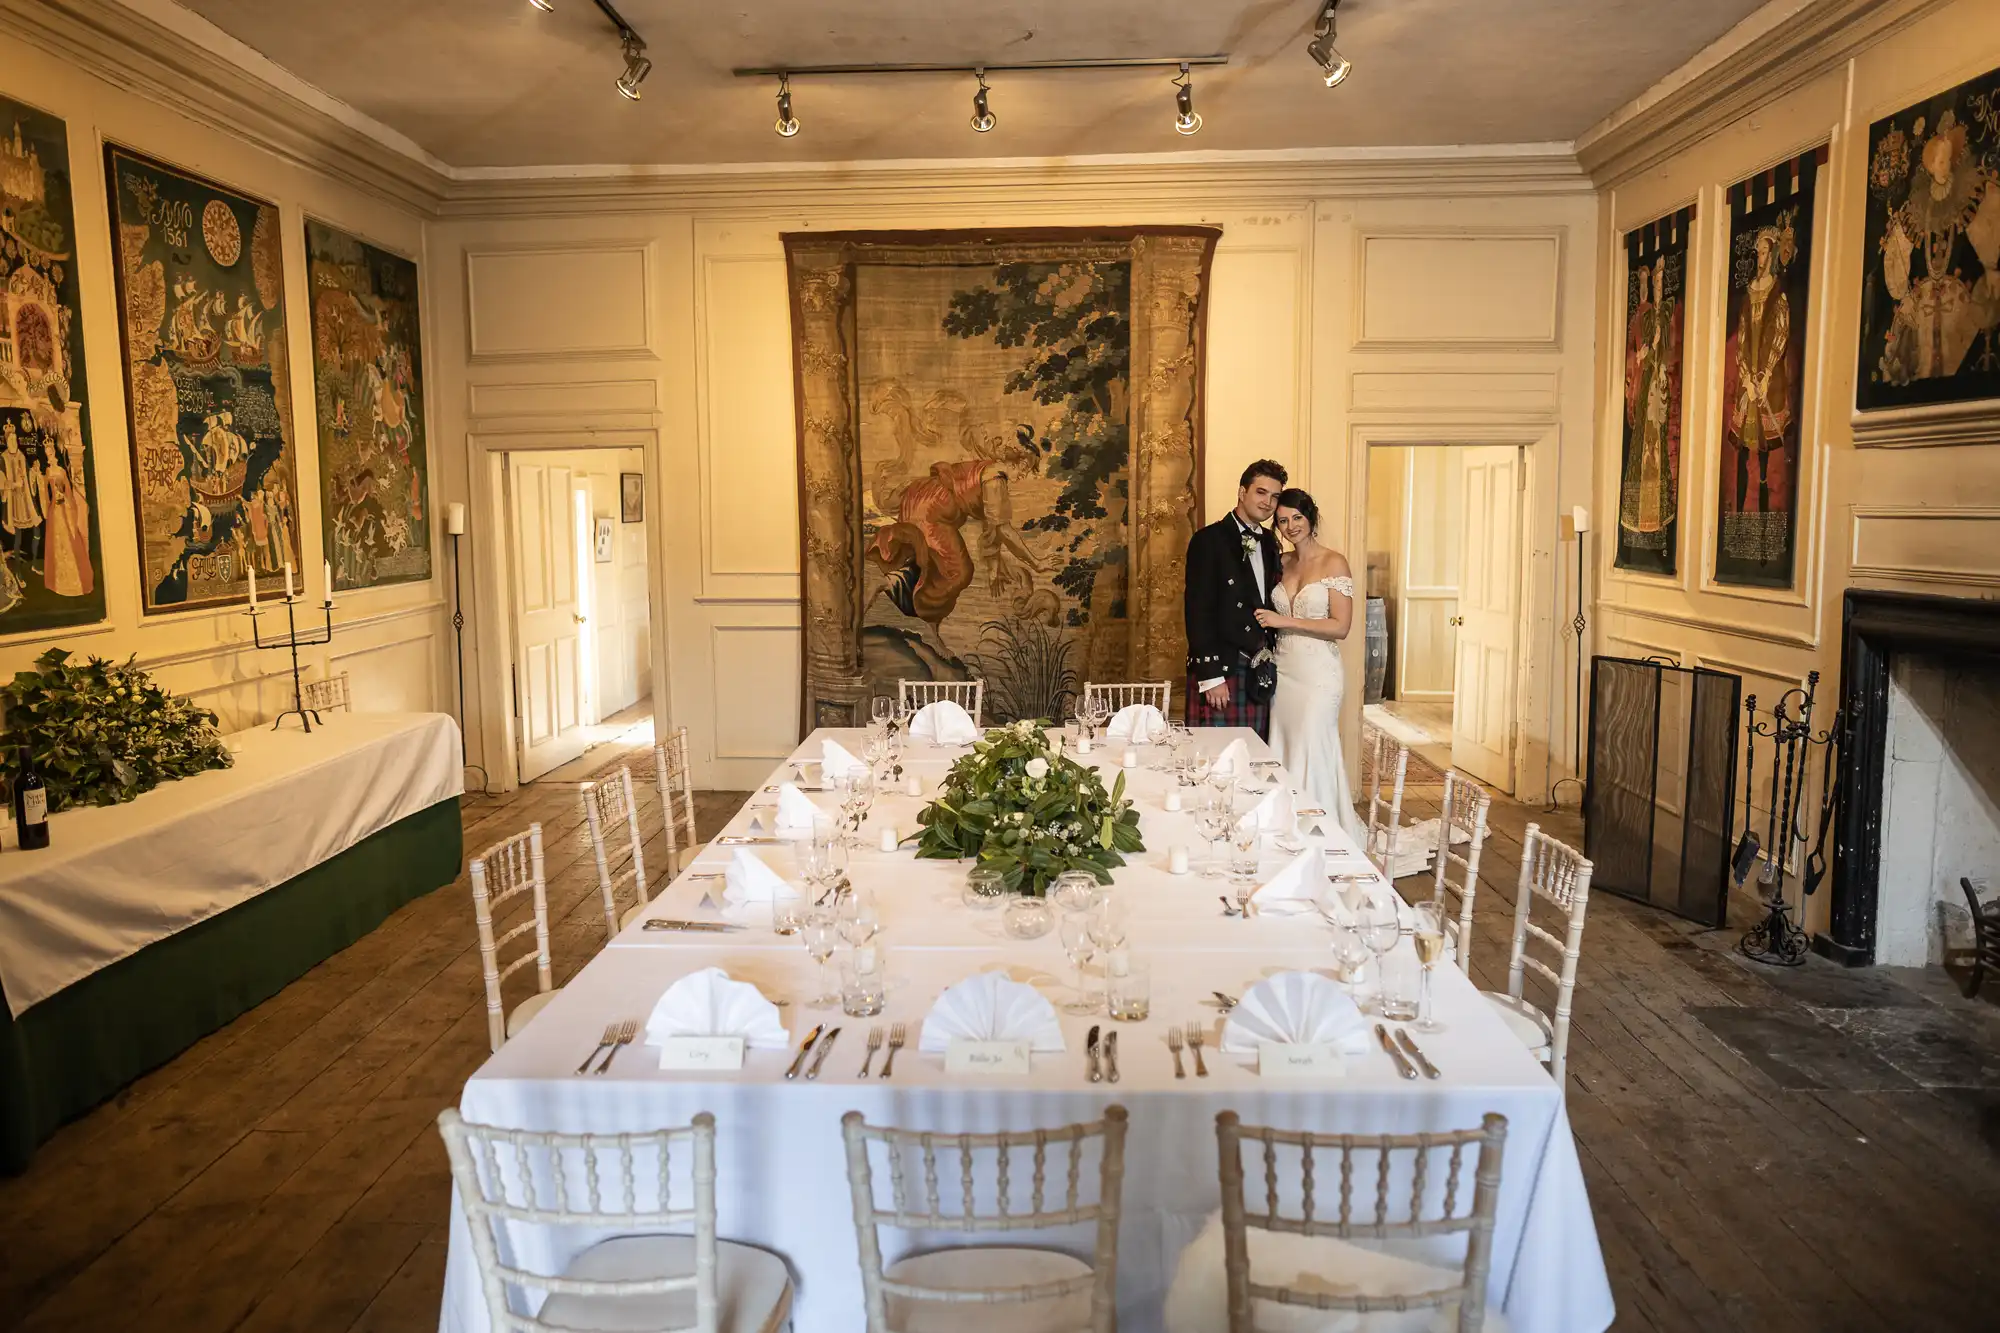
[1239,529,1260,560]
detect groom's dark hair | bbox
[1239,459,1288,489]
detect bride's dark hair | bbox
[1274,487,1319,534]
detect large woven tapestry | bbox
[1615,206,1693,577]
[784,228,1217,728]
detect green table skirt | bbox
[0,796,463,1175]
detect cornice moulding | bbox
[1575,0,1948,187]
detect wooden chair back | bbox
[897,679,985,727]
[438,1108,722,1332]
[841,1106,1127,1333]
[1431,770,1492,975]
[1214,1111,1509,1333]
[581,766,648,943]
[1363,725,1410,872]
[653,726,700,876]
[467,823,551,1053]
[299,671,351,714]
[1504,824,1595,1085]
[1082,681,1170,716]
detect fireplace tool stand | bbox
[1737,670,1837,967]
[248,593,335,734]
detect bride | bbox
[1254,488,1364,840]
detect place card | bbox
[946,1039,1032,1075]
[1258,1042,1344,1080]
[657,1036,746,1071]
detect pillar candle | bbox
[1168,846,1191,875]
[905,774,922,797]
[1122,747,1139,769]
[323,560,335,606]
[1164,790,1183,812]
[878,823,899,853]
[246,568,257,608]
[282,561,294,599]
[445,502,468,536]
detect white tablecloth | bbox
[441,728,1613,1333]
[0,711,463,1016]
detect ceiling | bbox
[172,0,1774,170]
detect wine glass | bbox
[801,908,840,1009]
[1088,894,1129,955]
[864,733,891,782]
[837,884,880,948]
[1195,797,1235,881]
[1058,911,1100,1015]
[870,695,894,730]
[1085,694,1112,741]
[834,769,874,847]
[1412,900,1447,1033]
[1357,889,1402,1013]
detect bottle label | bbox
[22,788,45,825]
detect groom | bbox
[1184,459,1287,740]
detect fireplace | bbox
[1827,589,2000,966]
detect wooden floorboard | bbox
[2,744,1996,1331]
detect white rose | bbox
[1024,757,1049,779]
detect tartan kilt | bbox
[1184,664,1272,741]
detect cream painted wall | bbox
[433,184,1598,798]
[0,32,450,731]
[1589,0,2000,932]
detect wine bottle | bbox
[14,749,49,850]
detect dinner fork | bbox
[576,1021,622,1075]
[857,1026,884,1078]
[877,1022,906,1078]
[591,1018,638,1075]
[1167,1027,1186,1079]
[1185,1023,1209,1077]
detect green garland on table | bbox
[0,647,233,812]
[911,718,1145,895]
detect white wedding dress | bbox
[1269,575,1365,841]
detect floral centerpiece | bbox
[911,719,1144,895]
[0,648,233,812]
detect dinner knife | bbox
[1375,1023,1419,1080]
[715,835,782,846]
[1085,1025,1103,1083]
[785,1025,824,1080]
[1104,1031,1120,1084]
[1395,1029,1441,1080]
[805,1027,841,1080]
[642,918,744,932]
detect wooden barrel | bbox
[1364,597,1388,704]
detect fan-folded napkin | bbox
[643,968,791,1051]
[1238,784,1295,833]
[822,738,864,778]
[910,700,980,744]
[722,848,800,906]
[1220,971,1370,1055]
[772,782,823,837]
[1211,737,1251,776]
[1106,703,1168,743]
[919,971,1066,1053]
[1251,845,1323,914]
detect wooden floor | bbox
[2,745,1996,1331]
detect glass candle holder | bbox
[963,866,1008,910]
[1002,893,1055,940]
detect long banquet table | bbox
[441,727,1613,1333]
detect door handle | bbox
[1449,616,1464,627]
[574,613,587,624]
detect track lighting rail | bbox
[732,56,1229,78]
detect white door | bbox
[508,456,591,781]
[1451,446,1523,791]
[1395,448,1462,700]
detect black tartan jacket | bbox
[1183,514,1282,677]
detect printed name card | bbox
[657,1036,746,1071]
[945,1039,1033,1076]
[1258,1042,1344,1080]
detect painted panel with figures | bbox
[105,144,300,614]
[0,97,102,633]
[305,219,430,591]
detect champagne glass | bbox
[1059,911,1099,1015]
[1413,900,1447,1033]
[801,908,840,1009]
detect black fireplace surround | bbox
[1826,589,2000,965]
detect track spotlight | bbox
[774,73,800,137]
[970,68,995,133]
[528,0,554,11]
[614,31,651,100]
[1306,0,1351,87]
[1173,63,1202,136]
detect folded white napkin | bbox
[1211,737,1250,777]
[822,738,864,778]
[910,699,980,745]
[643,967,791,1051]
[1106,703,1167,743]
[1251,845,1323,915]
[919,971,1066,1053]
[772,782,823,837]
[1220,971,1369,1055]
[1238,784,1295,833]
[722,847,800,906]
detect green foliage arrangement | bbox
[911,719,1144,895]
[1,648,233,812]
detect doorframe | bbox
[1347,422,1557,801]
[468,425,667,793]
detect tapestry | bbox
[0,98,102,632]
[1856,63,2000,416]
[1615,206,1693,577]
[784,228,1217,728]
[1715,148,1824,589]
[305,220,431,591]
[105,144,300,613]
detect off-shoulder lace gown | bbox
[1269,575,1364,840]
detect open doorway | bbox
[501,447,653,783]
[1361,444,1524,793]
